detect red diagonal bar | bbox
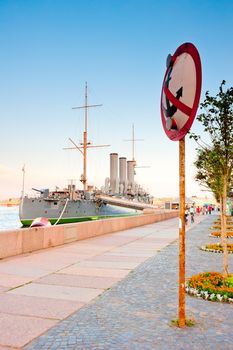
[163,85,192,116]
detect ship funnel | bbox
[104,177,110,192]
[127,160,135,191]
[110,153,119,194]
[119,157,127,194]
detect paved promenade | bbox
[0,214,232,349]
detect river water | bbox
[0,206,22,231]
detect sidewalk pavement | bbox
[0,214,222,349]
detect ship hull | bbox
[19,197,141,227]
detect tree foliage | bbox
[194,147,223,202]
[191,80,233,277]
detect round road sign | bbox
[161,42,202,141]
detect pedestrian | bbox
[196,206,200,215]
[208,205,212,214]
[189,206,195,223]
[185,207,189,225]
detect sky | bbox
[0,0,233,200]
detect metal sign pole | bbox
[179,137,186,327]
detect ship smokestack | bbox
[119,157,127,194]
[110,153,119,194]
[127,160,135,191]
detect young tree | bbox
[194,146,232,276]
[191,81,233,277]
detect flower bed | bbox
[211,226,233,230]
[200,243,233,253]
[186,272,233,302]
[210,231,233,238]
[214,220,233,225]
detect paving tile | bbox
[0,313,57,348]
[113,230,152,237]
[104,251,154,258]
[130,243,172,251]
[54,246,97,258]
[77,260,140,270]
[58,266,130,278]
[89,254,147,263]
[8,283,103,302]
[123,243,161,250]
[35,273,121,289]
[103,245,155,254]
[82,237,136,248]
[0,257,58,278]
[140,237,175,243]
[66,243,109,252]
[19,251,84,267]
[0,263,50,278]
[0,294,83,319]
[0,272,32,288]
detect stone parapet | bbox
[0,210,178,260]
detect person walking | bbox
[208,205,212,214]
[185,207,189,225]
[189,206,195,223]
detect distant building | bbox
[153,196,217,210]
[0,198,20,206]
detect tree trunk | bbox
[220,196,223,246]
[221,173,229,277]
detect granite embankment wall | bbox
[0,211,178,260]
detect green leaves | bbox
[192,81,233,199]
[195,81,233,151]
[192,81,233,277]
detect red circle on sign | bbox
[161,42,202,141]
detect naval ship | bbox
[19,84,154,227]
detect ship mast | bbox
[74,82,99,190]
[132,124,136,163]
[64,83,110,190]
[124,124,150,175]
[21,164,25,198]
[124,123,144,166]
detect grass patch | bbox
[170,318,196,327]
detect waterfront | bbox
[0,206,21,231]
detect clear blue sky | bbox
[0,0,232,199]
